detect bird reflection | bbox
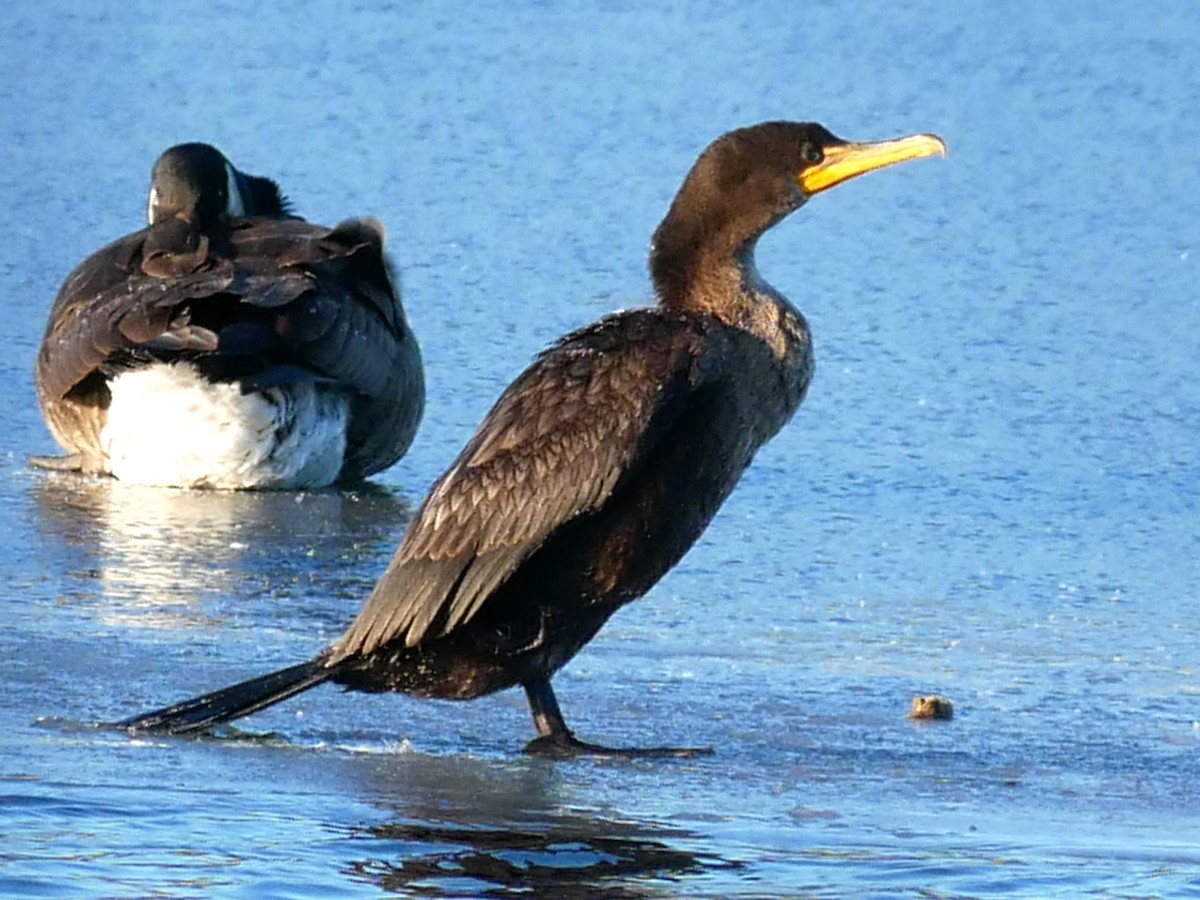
[337,754,741,898]
[349,820,739,899]
[321,753,739,900]
[28,473,411,629]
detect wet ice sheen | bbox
[3,1,1200,897]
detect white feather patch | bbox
[146,185,159,224]
[102,363,348,489]
[224,161,247,216]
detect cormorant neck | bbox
[647,154,801,320]
[650,228,754,317]
[648,195,798,336]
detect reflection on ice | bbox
[349,819,740,898]
[27,472,411,629]
[337,753,743,898]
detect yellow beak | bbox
[798,132,947,195]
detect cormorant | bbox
[34,143,424,489]
[115,122,945,754]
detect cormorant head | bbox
[147,142,293,227]
[649,121,946,309]
[685,121,947,226]
[655,122,945,256]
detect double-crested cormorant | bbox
[34,143,424,489]
[115,122,945,754]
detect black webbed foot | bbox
[521,677,712,759]
[523,730,713,759]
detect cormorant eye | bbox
[802,144,823,164]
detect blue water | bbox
[3,1,1199,897]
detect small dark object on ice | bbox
[907,695,954,720]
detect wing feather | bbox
[332,311,721,658]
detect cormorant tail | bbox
[113,656,335,735]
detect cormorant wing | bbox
[332,310,723,658]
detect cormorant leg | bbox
[520,678,713,759]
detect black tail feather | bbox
[113,656,335,735]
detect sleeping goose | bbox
[34,142,424,489]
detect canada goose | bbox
[34,143,424,489]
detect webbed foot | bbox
[521,677,712,759]
[523,731,713,759]
[28,453,85,472]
